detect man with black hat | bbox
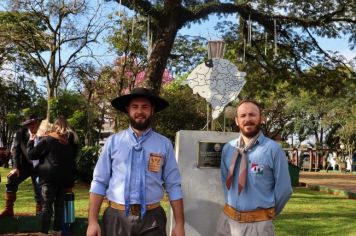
[0,114,43,218]
[87,87,185,236]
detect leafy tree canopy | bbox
[107,0,355,93]
[0,11,46,70]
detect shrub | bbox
[76,145,101,183]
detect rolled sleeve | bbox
[163,142,183,201]
[273,147,293,215]
[89,137,113,196]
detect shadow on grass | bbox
[0,216,93,235]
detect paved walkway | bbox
[299,171,356,197]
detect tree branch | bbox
[305,27,354,75]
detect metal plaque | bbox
[197,141,226,168]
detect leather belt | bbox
[223,204,275,223]
[109,201,160,216]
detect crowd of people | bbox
[0,87,292,236]
[0,115,78,236]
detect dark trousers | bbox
[40,184,65,233]
[103,206,167,236]
[6,165,42,203]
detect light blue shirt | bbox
[221,133,292,215]
[90,127,183,204]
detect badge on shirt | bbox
[250,163,264,175]
[149,153,162,172]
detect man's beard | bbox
[129,116,152,131]
[240,123,261,138]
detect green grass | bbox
[1,167,356,235]
[275,187,356,236]
[0,167,96,217]
[0,167,167,217]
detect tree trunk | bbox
[144,21,179,95]
[47,84,55,122]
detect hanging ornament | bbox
[264,32,268,55]
[131,14,136,37]
[248,15,252,46]
[243,38,246,63]
[118,0,123,38]
[274,19,278,56]
[237,13,241,62]
[118,0,122,18]
[147,16,152,59]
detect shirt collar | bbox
[256,132,265,144]
[237,131,265,147]
[128,126,152,140]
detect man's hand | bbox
[170,199,185,236]
[7,169,19,178]
[87,193,104,236]
[86,221,101,236]
[172,222,185,236]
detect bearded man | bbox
[216,100,292,236]
[87,87,185,236]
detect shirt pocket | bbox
[146,152,166,174]
[248,158,273,178]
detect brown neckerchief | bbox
[226,132,260,194]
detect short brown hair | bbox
[237,99,262,115]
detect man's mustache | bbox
[134,113,146,118]
[243,122,256,126]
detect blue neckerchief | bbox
[124,128,151,217]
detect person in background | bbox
[216,100,292,236]
[87,87,185,236]
[0,114,43,218]
[27,116,79,236]
[0,147,11,169]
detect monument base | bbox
[167,130,238,236]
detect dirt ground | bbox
[299,171,356,194]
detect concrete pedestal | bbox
[167,130,238,236]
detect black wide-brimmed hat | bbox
[111,87,169,113]
[21,114,42,126]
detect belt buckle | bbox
[130,204,141,216]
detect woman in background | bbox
[27,116,78,236]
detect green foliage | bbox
[108,12,148,59]
[68,110,87,129]
[0,11,47,70]
[56,91,87,118]
[49,91,86,120]
[323,97,356,154]
[0,76,45,148]
[5,113,17,128]
[168,35,207,75]
[47,90,102,146]
[48,98,60,120]
[154,82,206,141]
[68,110,87,145]
[76,145,101,183]
[22,108,32,118]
